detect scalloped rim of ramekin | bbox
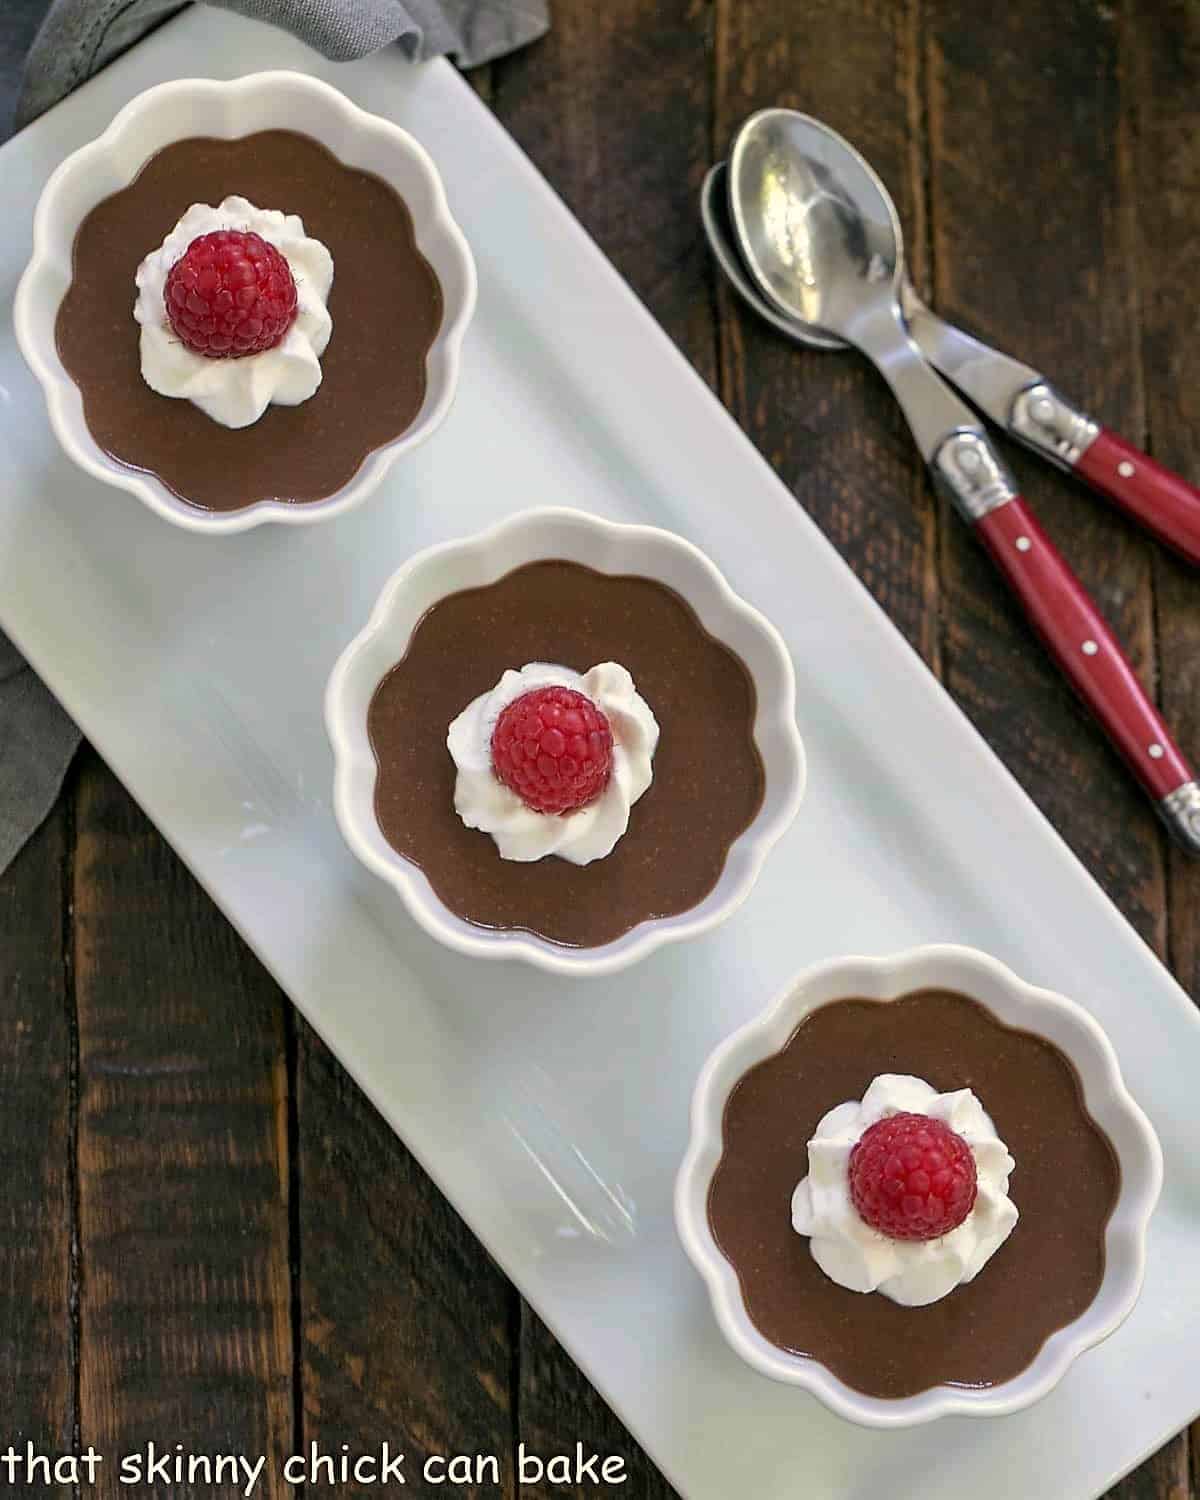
[675,943,1163,1428]
[13,70,477,533]
[324,506,807,975]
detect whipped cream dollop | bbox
[134,196,334,428]
[791,1074,1018,1307]
[448,662,659,864]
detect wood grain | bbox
[927,0,1166,944]
[1124,0,1200,998]
[1113,3,1200,1494]
[0,800,73,1492]
[490,0,717,386]
[296,1020,515,1498]
[72,752,292,1496]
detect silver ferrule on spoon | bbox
[933,430,1017,521]
[1008,384,1100,469]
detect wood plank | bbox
[715,0,939,663]
[0,797,73,1492]
[490,0,718,386]
[72,751,292,1496]
[1119,4,1200,1494]
[1124,0,1200,1000]
[927,0,1166,946]
[296,1020,516,1497]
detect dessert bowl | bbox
[325,507,807,975]
[675,944,1163,1427]
[14,70,476,533]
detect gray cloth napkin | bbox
[17,0,548,127]
[1,0,546,874]
[0,629,80,872]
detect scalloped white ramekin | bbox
[325,507,807,975]
[675,944,1163,1427]
[14,71,476,533]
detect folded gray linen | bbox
[16,0,548,127]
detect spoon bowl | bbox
[703,160,936,351]
[727,108,903,345]
[722,106,982,463]
[700,162,847,350]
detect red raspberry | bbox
[848,1112,977,1242]
[491,686,614,815]
[164,229,298,358]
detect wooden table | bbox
[3,2,1198,1495]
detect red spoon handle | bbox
[973,497,1192,802]
[1075,428,1200,567]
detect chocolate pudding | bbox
[56,130,443,511]
[707,990,1119,1398]
[367,561,765,948]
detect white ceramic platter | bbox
[2,12,1198,1498]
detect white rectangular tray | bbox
[3,12,1198,1497]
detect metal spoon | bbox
[721,108,1200,850]
[704,158,1200,568]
